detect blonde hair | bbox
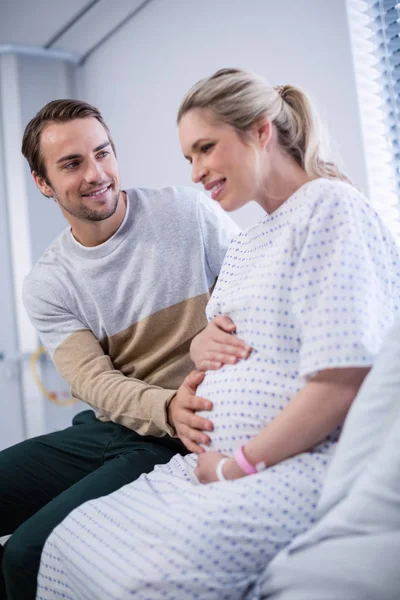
[177,68,349,183]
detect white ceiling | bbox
[0,0,149,61]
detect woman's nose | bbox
[192,159,207,184]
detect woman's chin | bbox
[217,194,241,212]
[219,191,249,212]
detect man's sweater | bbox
[23,186,239,436]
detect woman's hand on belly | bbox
[190,316,251,371]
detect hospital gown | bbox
[37,179,400,600]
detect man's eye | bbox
[97,151,109,159]
[64,162,79,170]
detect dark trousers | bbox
[0,410,185,600]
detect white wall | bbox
[0,53,84,445]
[78,0,368,228]
[0,69,26,448]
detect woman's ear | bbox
[256,117,272,149]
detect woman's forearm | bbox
[224,367,369,479]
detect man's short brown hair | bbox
[21,99,116,182]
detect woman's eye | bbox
[200,143,214,154]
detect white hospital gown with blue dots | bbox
[37,178,400,600]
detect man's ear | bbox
[32,171,53,198]
[255,116,272,149]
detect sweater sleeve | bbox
[23,277,176,436]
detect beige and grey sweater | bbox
[23,186,239,436]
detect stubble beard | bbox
[54,185,121,222]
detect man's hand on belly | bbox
[167,371,214,454]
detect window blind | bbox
[347,0,400,239]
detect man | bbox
[0,99,239,599]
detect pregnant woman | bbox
[37,69,400,600]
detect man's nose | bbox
[84,159,104,183]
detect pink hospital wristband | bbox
[233,446,266,475]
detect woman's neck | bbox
[255,154,314,214]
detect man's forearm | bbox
[55,330,177,436]
[78,369,177,436]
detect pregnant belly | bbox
[196,360,297,456]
